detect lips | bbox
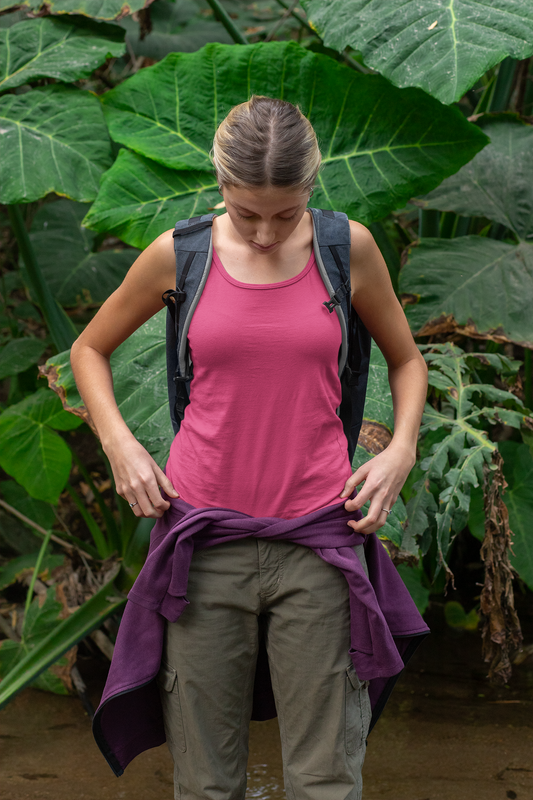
[250,241,279,252]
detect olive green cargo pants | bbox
[158,538,371,800]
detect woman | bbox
[71,96,428,800]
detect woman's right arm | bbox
[70,229,179,518]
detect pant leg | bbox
[264,542,372,800]
[159,539,261,800]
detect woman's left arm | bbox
[340,221,428,534]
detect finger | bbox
[137,491,163,519]
[125,494,144,517]
[344,480,375,512]
[127,478,164,519]
[131,468,173,517]
[348,505,391,534]
[339,464,369,498]
[154,465,179,498]
[146,480,171,515]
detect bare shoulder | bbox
[126,228,175,289]
[348,219,375,246]
[347,219,389,291]
[348,220,381,263]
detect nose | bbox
[254,223,276,246]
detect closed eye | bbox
[235,211,299,221]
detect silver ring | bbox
[129,501,138,508]
[381,507,392,514]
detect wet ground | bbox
[1,605,532,800]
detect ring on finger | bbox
[129,501,138,508]
[381,507,392,515]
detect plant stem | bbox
[522,58,533,115]
[204,0,248,45]
[418,209,440,238]
[7,205,78,353]
[439,212,456,239]
[65,483,111,559]
[524,349,532,410]
[71,449,120,554]
[342,50,371,74]
[23,528,52,621]
[265,0,299,42]
[474,74,495,115]
[452,216,471,237]
[0,498,95,559]
[488,57,518,112]
[273,0,315,34]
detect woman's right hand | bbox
[105,435,179,518]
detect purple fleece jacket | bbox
[93,498,429,776]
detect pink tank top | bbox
[166,247,352,519]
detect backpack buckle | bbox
[323,280,350,313]
[162,289,186,319]
[323,298,339,313]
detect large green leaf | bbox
[302,0,533,105]
[0,17,125,92]
[0,85,113,205]
[26,199,139,306]
[417,116,533,240]
[82,150,219,249]
[469,441,533,590]
[45,310,173,467]
[0,0,154,19]
[0,479,57,532]
[0,337,47,380]
[400,237,533,348]
[87,41,487,243]
[0,388,82,503]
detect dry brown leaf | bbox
[480,451,523,684]
[357,421,393,455]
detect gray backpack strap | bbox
[162,214,215,435]
[309,208,372,461]
[309,208,352,376]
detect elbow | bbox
[70,337,83,373]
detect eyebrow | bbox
[232,202,301,215]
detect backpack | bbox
[162,208,371,462]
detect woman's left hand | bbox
[339,442,415,535]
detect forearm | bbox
[387,351,428,462]
[70,340,133,454]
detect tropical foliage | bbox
[1,0,532,705]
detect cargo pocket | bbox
[345,664,371,755]
[157,662,186,753]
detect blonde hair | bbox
[212,96,321,191]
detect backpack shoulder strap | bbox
[309,208,352,375]
[309,208,372,461]
[162,213,215,434]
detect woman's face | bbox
[222,184,311,254]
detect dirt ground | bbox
[1,607,532,800]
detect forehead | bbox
[227,185,307,213]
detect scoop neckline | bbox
[212,247,315,289]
